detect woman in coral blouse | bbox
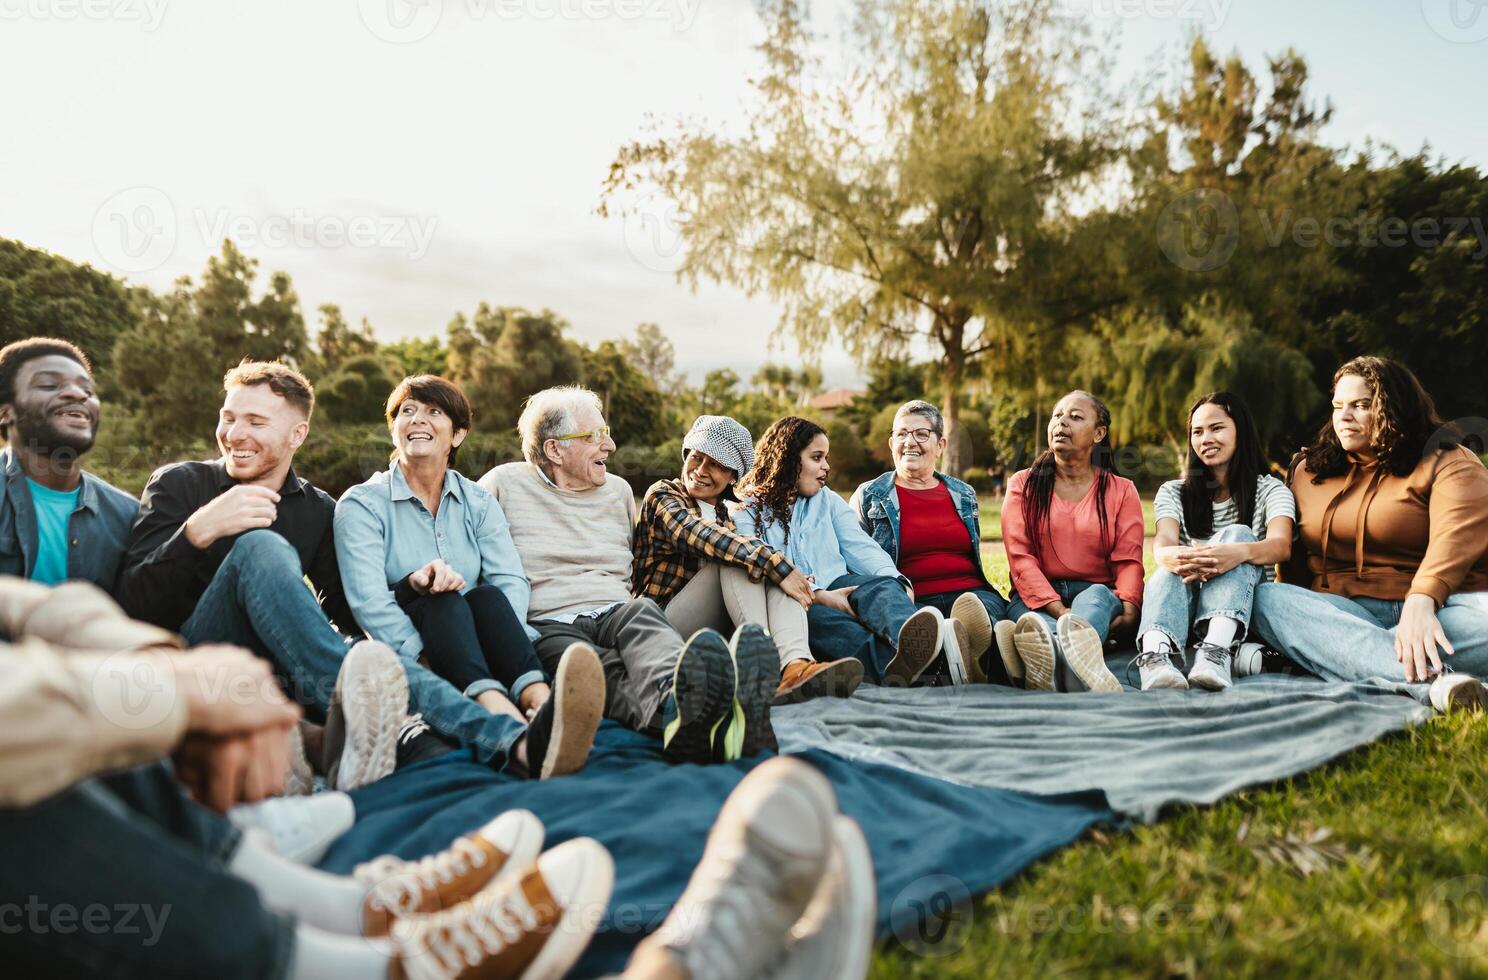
[1000,390,1144,692]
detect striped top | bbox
[1153,474,1296,582]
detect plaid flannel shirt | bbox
[632,479,795,605]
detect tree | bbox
[582,340,671,445]
[315,304,377,377]
[318,354,399,426]
[620,322,682,395]
[0,238,140,383]
[112,240,312,449]
[602,0,1134,474]
[446,305,584,431]
[382,336,449,378]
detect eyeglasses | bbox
[552,426,611,445]
[892,428,937,444]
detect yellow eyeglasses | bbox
[552,426,612,444]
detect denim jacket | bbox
[849,470,988,586]
[0,450,140,592]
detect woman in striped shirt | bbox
[1134,392,1296,692]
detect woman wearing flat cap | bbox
[633,415,863,703]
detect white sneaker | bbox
[1012,613,1057,691]
[1187,641,1234,692]
[394,837,614,980]
[884,607,943,687]
[993,619,1023,686]
[228,791,355,865]
[1133,647,1188,691]
[941,618,971,685]
[630,757,837,980]
[1233,642,1266,677]
[949,594,993,664]
[765,816,876,980]
[326,640,409,791]
[1429,672,1487,714]
[357,809,545,938]
[1055,614,1122,693]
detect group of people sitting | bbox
[2,332,1485,978]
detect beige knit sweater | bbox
[478,462,638,621]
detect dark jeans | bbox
[806,573,920,684]
[179,530,524,769]
[0,763,293,980]
[399,585,547,705]
[918,587,1015,686]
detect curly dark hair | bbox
[737,416,826,545]
[1303,356,1458,481]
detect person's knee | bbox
[224,529,296,569]
[466,584,516,615]
[1211,523,1258,544]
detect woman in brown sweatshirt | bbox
[1249,356,1488,712]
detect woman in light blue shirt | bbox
[732,416,947,686]
[335,376,550,724]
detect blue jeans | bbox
[917,587,1014,685]
[0,763,293,979]
[179,530,524,768]
[1137,523,1262,653]
[807,573,921,684]
[1250,582,1488,701]
[1007,579,1122,644]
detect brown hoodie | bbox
[1287,446,1488,604]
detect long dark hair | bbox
[1021,390,1116,561]
[1302,356,1459,481]
[1181,392,1266,538]
[737,416,826,545]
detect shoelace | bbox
[1194,642,1230,667]
[665,837,800,978]
[363,837,490,915]
[405,896,540,980]
[1126,648,1179,688]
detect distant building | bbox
[808,388,865,416]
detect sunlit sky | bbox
[2,0,1484,385]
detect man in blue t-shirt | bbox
[0,338,139,589]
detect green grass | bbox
[866,544,1488,978]
[868,712,1488,978]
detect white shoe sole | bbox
[770,815,876,980]
[1056,615,1121,693]
[950,594,993,661]
[518,838,616,980]
[993,619,1023,684]
[1141,668,1189,691]
[885,608,943,687]
[942,619,971,685]
[338,642,409,790]
[1187,666,1232,692]
[1012,613,1057,691]
[541,643,606,779]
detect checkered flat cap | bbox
[682,415,755,481]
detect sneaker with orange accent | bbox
[774,658,864,705]
[358,810,545,938]
[391,838,614,980]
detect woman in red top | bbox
[1001,390,1145,693]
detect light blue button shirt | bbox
[335,463,542,700]
[731,487,904,589]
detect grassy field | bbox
[866,522,1488,978]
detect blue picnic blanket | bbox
[321,724,1113,977]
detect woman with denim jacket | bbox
[1001,390,1145,694]
[732,416,947,687]
[850,400,1013,686]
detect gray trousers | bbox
[532,598,683,733]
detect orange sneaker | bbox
[774,659,864,705]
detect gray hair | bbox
[519,385,605,466]
[895,400,944,437]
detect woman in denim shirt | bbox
[336,376,559,728]
[851,400,1012,686]
[732,416,947,686]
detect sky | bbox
[1,0,1484,386]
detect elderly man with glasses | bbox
[850,399,1017,687]
[479,386,781,766]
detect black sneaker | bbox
[522,643,605,780]
[661,630,735,765]
[719,623,782,761]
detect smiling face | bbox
[682,450,734,506]
[391,396,465,468]
[4,355,100,455]
[795,433,831,497]
[1047,393,1105,456]
[1331,373,1377,458]
[1189,402,1237,472]
[548,405,616,490]
[890,411,946,481]
[216,382,308,485]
